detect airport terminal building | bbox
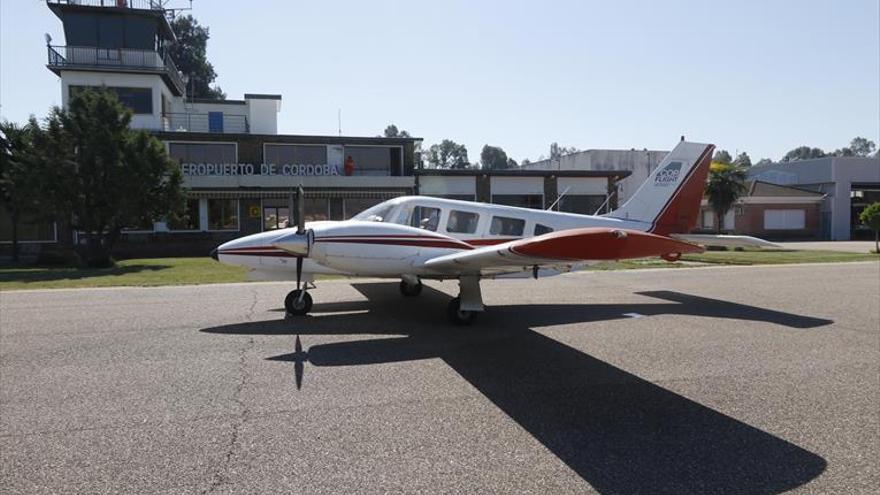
[0,0,628,259]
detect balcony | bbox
[47,45,186,95]
[162,113,249,134]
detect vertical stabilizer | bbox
[606,141,714,235]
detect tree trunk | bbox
[715,211,722,235]
[875,229,878,254]
[84,232,113,268]
[11,210,19,263]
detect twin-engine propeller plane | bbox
[212,141,774,324]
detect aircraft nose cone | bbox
[210,248,219,261]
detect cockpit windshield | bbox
[351,200,396,222]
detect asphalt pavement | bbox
[1,262,878,494]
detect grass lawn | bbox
[0,257,248,291]
[0,249,876,291]
[681,249,879,265]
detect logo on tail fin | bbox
[654,161,682,187]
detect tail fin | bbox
[605,141,714,235]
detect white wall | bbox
[522,149,668,202]
[246,98,280,134]
[60,70,166,130]
[557,177,608,194]
[419,176,476,196]
[490,177,544,195]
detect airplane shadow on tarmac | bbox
[201,283,830,494]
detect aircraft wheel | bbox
[447,297,477,326]
[285,290,313,316]
[399,279,423,297]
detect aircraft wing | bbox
[421,228,704,275]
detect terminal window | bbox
[263,207,290,230]
[265,144,328,165]
[69,86,153,114]
[168,142,237,164]
[168,199,201,231]
[492,195,544,210]
[208,199,239,231]
[557,195,607,215]
[342,146,403,176]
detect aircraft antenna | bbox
[547,186,571,211]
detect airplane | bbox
[211,141,774,324]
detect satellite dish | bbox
[44,33,52,45]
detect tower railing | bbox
[46,0,165,11]
[47,45,185,94]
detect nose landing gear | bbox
[285,289,313,316]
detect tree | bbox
[40,89,185,266]
[733,152,752,168]
[754,158,773,166]
[859,202,880,253]
[480,145,511,170]
[426,139,469,169]
[521,158,531,166]
[705,162,748,234]
[713,150,732,165]
[0,119,41,262]
[382,124,411,138]
[169,15,225,99]
[840,137,876,157]
[781,146,826,162]
[549,142,579,161]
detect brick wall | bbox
[736,203,822,240]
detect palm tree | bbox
[706,162,748,234]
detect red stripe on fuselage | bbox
[218,235,521,258]
[315,238,471,249]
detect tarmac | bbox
[1,262,878,494]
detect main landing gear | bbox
[447,275,483,326]
[284,275,485,325]
[399,275,423,297]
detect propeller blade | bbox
[296,185,305,235]
[296,256,303,290]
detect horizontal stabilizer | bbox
[670,234,779,249]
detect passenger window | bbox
[411,206,441,231]
[534,224,554,236]
[489,216,525,236]
[446,210,479,234]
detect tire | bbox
[399,279,423,297]
[447,297,477,326]
[285,290,313,316]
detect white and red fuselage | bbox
[216,141,717,281]
[215,197,693,280]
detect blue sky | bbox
[2,0,878,162]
